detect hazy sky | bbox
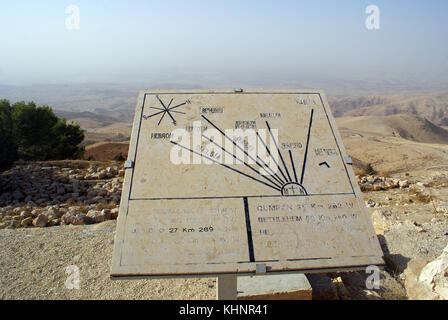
[1,0,447,87]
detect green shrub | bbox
[365,163,377,175]
[0,100,18,172]
[10,101,84,161]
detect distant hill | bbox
[329,92,448,126]
[52,110,132,146]
[0,83,138,122]
[54,110,121,127]
[337,114,448,144]
[336,114,448,174]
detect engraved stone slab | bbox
[111,89,384,278]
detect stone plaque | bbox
[111,89,384,278]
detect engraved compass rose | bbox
[143,96,190,126]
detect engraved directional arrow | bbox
[319,161,330,168]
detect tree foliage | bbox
[0,100,18,172]
[0,100,85,172]
[10,101,85,161]
[365,163,377,175]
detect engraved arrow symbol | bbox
[319,161,330,168]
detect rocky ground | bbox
[308,169,448,300]
[0,161,124,229]
[0,161,447,299]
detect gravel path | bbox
[0,220,216,300]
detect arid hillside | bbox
[54,110,132,146]
[336,115,448,175]
[337,114,448,144]
[83,142,129,161]
[329,92,448,126]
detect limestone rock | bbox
[45,207,64,219]
[366,200,376,208]
[12,215,23,222]
[7,219,21,228]
[61,209,80,225]
[31,209,40,218]
[47,218,60,227]
[399,180,410,188]
[101,209,112,220]
[405,259,438,300]
[33,214,48,228]
[21,217,33,227]
[87,210,106,223]
[405,244,448,300]
[418,245,448,299]
[13,207,22,215]
[20,210,32,218]
[435,202,448,215]
[106,167,117,175]
[71,214,94,225]
[110,208,119,219]
[371,210,392,235]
